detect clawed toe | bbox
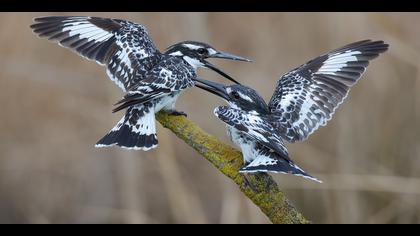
[168,110,188,117]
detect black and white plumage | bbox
[96,103,158,150]
[268,40,389,142]
[196,40,388,182]
[31,16,251,150]
[31,16,160,91]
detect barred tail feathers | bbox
[95,104,158,151]
[239,147,322,183]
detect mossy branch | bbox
[156,111,310,224]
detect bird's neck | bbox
[181,56,203,70]
[165,51,203,70]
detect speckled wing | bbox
[214,106,290,161]
[31,16,161,91]
[268,40,389,142]
[113,57,196,112]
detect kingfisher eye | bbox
[197,48,207,55]
[231,91,241,99]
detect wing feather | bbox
[31,16,161,91]
[268,40,389,142]
[215,106,290,160]
[113,57,196,112]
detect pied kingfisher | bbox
[196,40,389,182]
[30,16,251,151]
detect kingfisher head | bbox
[195,78,269,114]
[165,41,251,84]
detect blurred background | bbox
[0,12,419,223]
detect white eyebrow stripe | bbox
[169,51,183,56]
[183,44,202,50]
[208,48,217,55]
[238,92,253,102]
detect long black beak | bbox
[194,78,230,100]
[210,51,252,62]
[202,60,241,85]
[203,51,251,85]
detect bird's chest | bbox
[227,126,246,145]
[227,126,256,164]
[154,92,182,112]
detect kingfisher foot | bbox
[168,110,188,117]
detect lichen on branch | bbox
[156,111,310,224]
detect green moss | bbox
[156,111,310,224]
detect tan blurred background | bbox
[0,12,419,223]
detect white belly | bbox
[154,92,181,112]
[227,126,256,164]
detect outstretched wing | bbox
[31,16,161,91]
[268,40,389,142]
[113,57,196,112]
[214,106,290,160]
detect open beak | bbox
[202,51,252,85]
[194,78,230,100]
[202,60,241,85]
[210,51,252,62]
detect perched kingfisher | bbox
[196,40,389,182]
[30,16,251,150]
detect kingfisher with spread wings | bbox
[31,16,251,151]
[196,40,389,182]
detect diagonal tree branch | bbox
[156,111,310,224]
